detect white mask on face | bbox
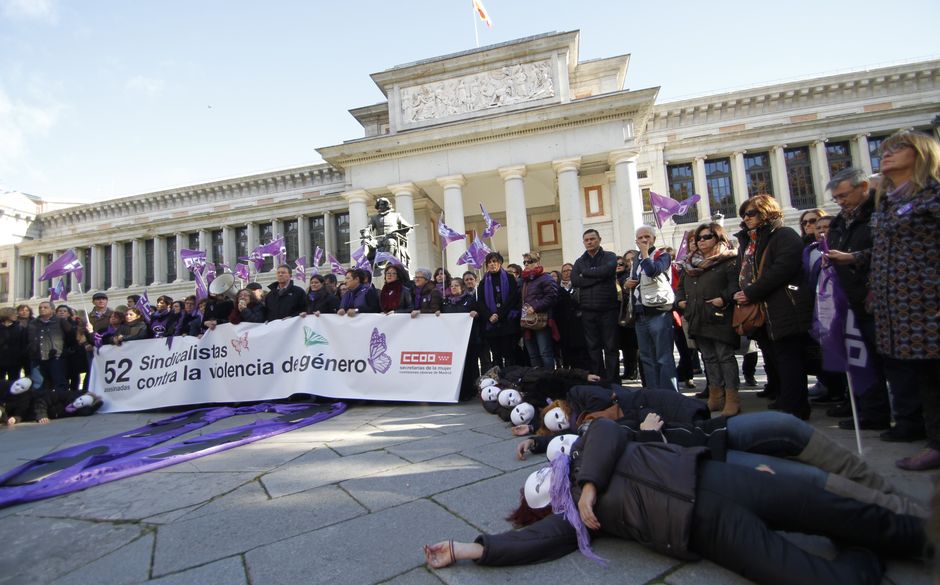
[543,406,570,433]
[9,378,31,395]
[70,394,95,409]
[481,386,501,402]
[523,466,553,509]
[546,434,580,461]
[510,403,535,426]
[478,377,496,390]
[497,389,522,409]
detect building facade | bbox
[7,30,940,307]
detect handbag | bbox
[520,281,549,330]
[732,246,769,336]
[637,252,675,311]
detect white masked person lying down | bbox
[424,418,926,585]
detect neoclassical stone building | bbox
[6,30,939,307]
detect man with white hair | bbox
[624,226,678,391]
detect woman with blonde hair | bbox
[868,130,940,470]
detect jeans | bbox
[32,358,67,392]
[581,308,620,382]
[634,310,677,391]
[523,328,555,369]
[696,336,740,390]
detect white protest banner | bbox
[90,314,472,412]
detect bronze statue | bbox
[360,197,414,270]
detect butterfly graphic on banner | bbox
[230,332,249,355]
[303,327,328,347]
[367,327,392,374]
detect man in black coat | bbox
[264,264,307,320]
[826,168,924,441]
[571,229,620,382]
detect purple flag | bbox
[310,246,323,275]
[40,249,83,283]
[135,290,152,324]
[328,254,346,276]
[239,251,264,272]
[194,266,209,301]
[293,256,306,283]
[234,263,250,282]
[649,192,701,228]
[374,251,402,267]
[456,233,490,269]
[812,240,879,395]
[437,216,465,249]
[674,230,691,262]
[181,249,206,272]
[203,263,216,285]
[254,237,286,267]
[353,254,372,274]
[351,244,367,263]
[480,203,501,239]
[49,279,68,302]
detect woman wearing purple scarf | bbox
[337,269,380,317]
[475,252,520,368]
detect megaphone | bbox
[208,272,237,299]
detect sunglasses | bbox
[695,234,715,242]
[801,218,818,226]
[882,142,912,155]
[523,260,536,265]
[616,262,625,267]
[742,209,760,218]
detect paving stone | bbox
[664,560,756,585]
[385,430,502,463]
[21,471,256,521]
[141,505,201,525]
[152,484,365,576]
[379,567,444,585]
[0,515,143,585]
[341,454,501,511]
[245,499,475,585]
[173,479,269,522]
[466,420,512,439]
[185,441,313,472]
[261,448,410,498]
[460,436,547,472]
[50,532,154,585]
[144,556,247,585]
[330,424,444,456]
[257,418,373,444]
[433,465,542,534]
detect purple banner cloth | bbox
[40,249,84,283]
[328,254,346,276]
[135,290,152,324]
[480,203,501,239]
[180,248,206,272]
[649,192,701,228]
[437,216,465,248]
[0,402,346,509]
[456,233,490,268]
[49,279,67,302]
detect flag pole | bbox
[845,374,865,455]
[472,1,480,48]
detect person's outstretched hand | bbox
[579,482,600,530]
[424,541,454,568]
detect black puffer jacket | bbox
[0,322,26,370]
[735,219,811,340]
[571,248,619,311]
[676,251,739,346]
[264,282,307,320]
[565,385,709,428]
[827,194,875,315]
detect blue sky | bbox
[2,0,938,204]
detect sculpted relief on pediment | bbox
[400,60,555,124]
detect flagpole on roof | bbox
[472,1,480,48]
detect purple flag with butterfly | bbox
[480,203,501,239]
[293,256,306,283]
[49,279,67,302]
[649,192,701,228]
[437,215,465,248]
[456,233,490,269]
[135,290,153,324]
[180,249,206,272]
[810,240,879,395]
[328,254,346,276]
[40,249,84,283]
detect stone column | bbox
[246,221,258,253]
[130,239,143,287]
[437,175,468,274]
[198,229,209,260]
[154,236,167,285]
[343,190,373,260]
[853,134,873,176]
[498,166,531,264]
[323,211,335,259]
[810,139,830,207]
[221,226,235,268]
[15,255,28,300]
[32,255,45,298]
[388,182,419,263]
[110,242,122,291]
[731,151,750,212]
[552,157,583,264]
[174,233,186,283]
[297,215,309,261]
[609,150,644,249]
[91,245,104,291]
[69,249,82,293]
[770,146,794,210]
[692,156,711,220]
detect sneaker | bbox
[880,428,927,443]
[896,448,940,471]
[743,376,758,387]
[826,402,852,418]
[838,419,890,431]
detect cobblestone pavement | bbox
[0,382,933,585]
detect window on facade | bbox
[308,216,325,260]
[103,245,112,289]
[211,230,224,266]
[259,223,274,272]
[0,273,8,304]
[826,141,853,176]
[641,188,655,226]
[82,248,92,291]
[334,213,350,264]
[123,243,133,288]
[868,135,887,172]
[667,163,699,224]
[188,233,199,281]
[784,147,816,209]
[145,239,155,285]
[285,220,299,263]
[744,152,774,197]
[704,158,736,219]
[166,236,177,283]
[235,227,248,263]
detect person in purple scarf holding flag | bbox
[476,252,520,369]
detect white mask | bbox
[497,389,522,408]
[510,403,535,426]
[546,434,580,461]
[543,406,570,432]
[478,377,496,390]
[481,386,501,402]
[9,378,32,395]
[523,466,553,509]
[70,394,95,409]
